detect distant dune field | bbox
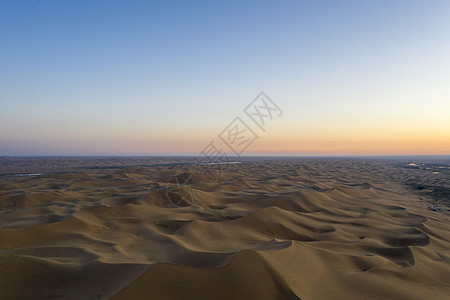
[0,158,449,299]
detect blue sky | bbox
[1,1,449,155]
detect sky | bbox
[1,0,449,156]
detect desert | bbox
[0,157,449,299]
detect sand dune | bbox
[0,158,449,299]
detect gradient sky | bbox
[1,1,449,156]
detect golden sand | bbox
[0,159,449,299]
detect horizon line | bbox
[1,154,449,158]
